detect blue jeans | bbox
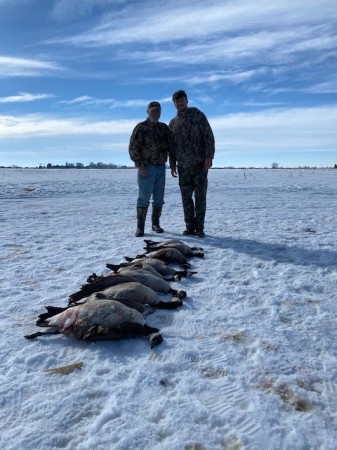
[137,164,166,208]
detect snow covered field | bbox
[1,167,337,450]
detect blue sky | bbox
[0,0,336,168]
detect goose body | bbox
[144,239,204,258]
[118,262,176,281]
[68,273,138,305]
[128,248,190,266]
[101,282,183,310]
[103,267,186,298]
[25,299,163,347]
[107,258,196,278]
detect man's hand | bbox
[171,166,177,178]
[204,158,213,170]
[138,166,148,177]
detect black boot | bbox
[152,206,164,233]
[183,219,196,235]
[135,207,148,237]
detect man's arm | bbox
[200,113,215,161]
[129,124,144,167]
[168,120,177,177]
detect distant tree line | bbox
[41,162,132,169]
[0,162,132,169]
[1,162,336,169]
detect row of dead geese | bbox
[25,239,204,348]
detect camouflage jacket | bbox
[129,118,174,168]
[168,107,215,168]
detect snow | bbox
[1,167,337,450]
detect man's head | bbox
[172,90,188,113]
[147,101,161,123]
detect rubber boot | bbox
[152,206,164,233]
[135,207,148,237]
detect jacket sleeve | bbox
[168,120,177,168]
[201,113,215,160]
[128,124,145,167]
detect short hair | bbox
[147,101,161,109]
[172,90,187,102]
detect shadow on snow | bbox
[177,233,337,269]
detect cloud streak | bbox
[0,56,63,77]
[59,96,171,108]
[51,0,128,22]
[0,92,55,103]
[44,0,336,95]
[0,114,135,138]
[115,26,335,71]
[211,105,337,154]
[1,106,336,157]
[51,0,336,50]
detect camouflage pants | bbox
[178,162,208,232]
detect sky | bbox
[0,0,337,168]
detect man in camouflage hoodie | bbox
[169,90,215,238]
[129,101,174,237]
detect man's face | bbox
[148,106,161,122]
[174,96,188,113]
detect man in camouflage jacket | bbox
[129,101,174,237]
[169,90,215,238]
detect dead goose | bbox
[101,282,183,310]
[111,262,178,281]
[126,248,191,267]
[72,283,183,311]
[144,239,204,258]
[107,258,197,278]
[88,269,186,300]
[24,299,163,348]
[74,292,146,313]
[68,273,138,305]
[70,282,183,313]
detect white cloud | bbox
[181,69,268,86]
[51,0,127,22]
[117,25,335,71]
[0,114,135,138]
[0,56,63,77]
[60,96,95,104]
[1,106,336,158]
[51,0,336,48]
[210,105,337,152]
[304,79,337,94]
[37,0,336,91]
[0,92,55,103]
[59,96,171,108]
